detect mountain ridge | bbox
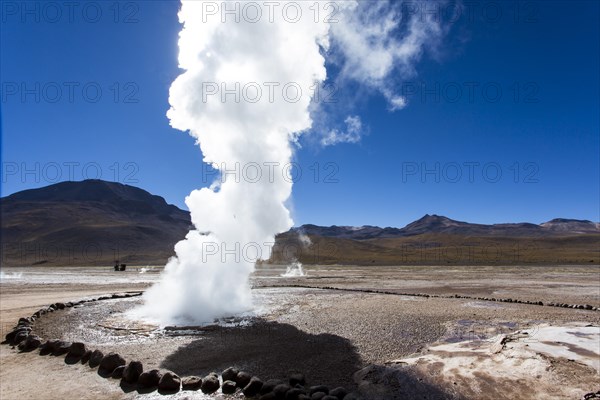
[293,214,600,239]
[2,180,598,266]
[1,180,191,266]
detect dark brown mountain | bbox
[276,215,599,265]
[294,214,599,239]
[1,180,598,266]
[1,180,191,266]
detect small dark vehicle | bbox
[114,261,126,271]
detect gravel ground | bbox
[31,287,600,390]
[1,264,599,399]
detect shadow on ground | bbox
[160,319,362,389]
[157,319,457,399]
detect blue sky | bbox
[1,1,599,227]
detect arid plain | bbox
[1,264,599,400]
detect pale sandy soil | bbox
[270,264,600,307]
[0,280,151,400]
[1,264,599,400]
[381,324,600,399]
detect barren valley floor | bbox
[1,264,599,399]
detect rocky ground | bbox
[1,264,599,399]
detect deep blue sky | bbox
[1,1,599,227]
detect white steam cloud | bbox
[135,1,329,325]
[281,261,305,277]
[136,1,450,325]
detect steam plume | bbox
[135,1,329,325]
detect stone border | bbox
[2,292,358,400]
[259,284,600,311]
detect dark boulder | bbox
[243,377,264,397]
[235,371,252,388]
[261,379,285,395]
[138,369,162,387]
[181,376,202,391]
[329,387,348,399]
[273,384,292,399]
[99,352,126,373]
[201,374,220,394]
[12,331,29,346]
[260,394,277,400]
[342,393,361,400]
[68,342,87,358]
[289,373,306,387]
[88,350,104,368]
[123,361,143,384]
[16,322,32,330]
[5,327,30,343]
[112,366,125,379]
[39,340,58,355]
[81,350,92,364]
[17,340,27,351]
[583,390,600,399]
[20,335,42,351]
[25,335,42,349]
[286,388,307,400]
[311,393,327,400]
[310,386,329,395]
[158,371,181,392]
[222,380,237,394]
[222,366,239,382]
[53,340,72,355]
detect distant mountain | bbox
[1,180,191,266]
[540,218,600,234]
[293,214,600,239]
[2,180,598,267]
[295,224,401,240]
[274,215,600,265]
